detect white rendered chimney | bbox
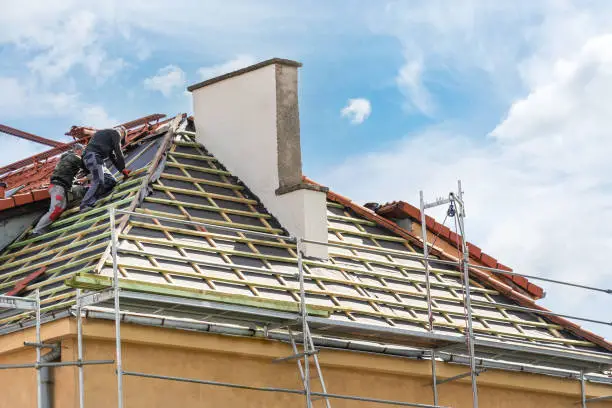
[187,58,328,258]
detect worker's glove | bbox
[122,169,132,178]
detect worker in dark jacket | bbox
[80,126,131,211]
[32,144,85,235]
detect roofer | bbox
[32,144,85,235]
[80,126,132,211]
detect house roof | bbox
[0,113,610,374]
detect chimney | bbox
[187,58,329,258]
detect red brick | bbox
[511,275,529,288]
[449,231,460,245]
[32,189,50,201]
[433,223,451,239]
[467,243,482,259]
[400,202,421,220]
[480,253,497,268]
[12,192,34,206]
[496,263,512,272]
[0,198,14,211]
[527,283,545,299]
[425,215,435,229]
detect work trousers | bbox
[81,152,117,209]
[33,185,67,233]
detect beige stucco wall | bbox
[1,318,610,408]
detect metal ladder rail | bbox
[287,327,332,408]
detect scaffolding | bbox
[0,290,114,408]
[0,184,611,407]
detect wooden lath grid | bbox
[0,136,601,352]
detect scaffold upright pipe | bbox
[296,238,312,408]
[35,288,42,408]
[454,181,479,408]
[420,190,438,406]
[110,207,124,408]
[580,371,587,408]
[76,289,85,408]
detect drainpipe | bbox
[40,343,61,408]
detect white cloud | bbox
[396,59,433,115]
[0,77,78,117]
[341,98,372,124]
[143,65,186,97]
[81,105,117,128]
[197,55,257,80]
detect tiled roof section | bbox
[0,114,171,202]
[305,181,612,353]
[377,201,544,299]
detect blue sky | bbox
[1,1,611,340]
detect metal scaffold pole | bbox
[35,288,42,408]
[580,371,587,408]
[296,238,313,408]
[76,289,85,408]
[420,191,438,406]
[453,181,479,408]
[110,207,124,408]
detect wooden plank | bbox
[165,162,231,176]
[65,273,332,317]
[159,173,243,190]
[329,226,407,243]
[144,197,270,219]
[168,151,217,162]
[0,242,108,283]
[0,233,109,271]
[326,201,345,209]
[133,208,283,234]
[128,221,291,249]
[327,214,378,226]
[153,185,257,205]
[173,141,203,148]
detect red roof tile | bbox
[0,198,14,211]
[376,200,544,300]
[12,192,34,206]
